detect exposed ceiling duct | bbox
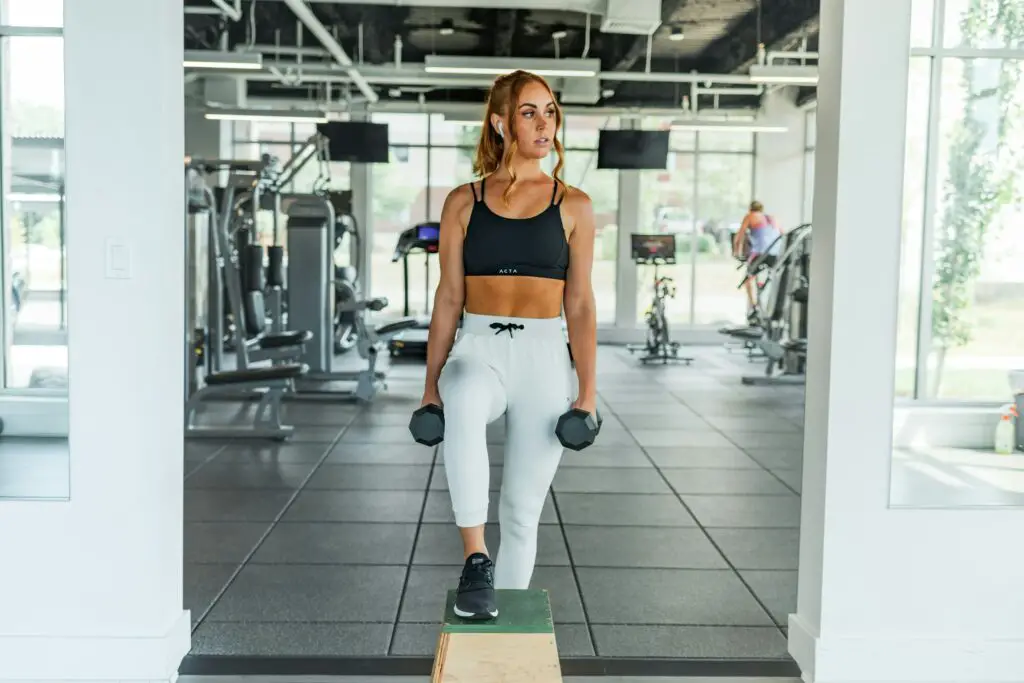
[279,0,378,103]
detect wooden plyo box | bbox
[431,589,563,683]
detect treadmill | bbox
[387,222,440,358]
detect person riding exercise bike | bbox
[734,201,783,321]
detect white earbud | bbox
[497,121,504,138]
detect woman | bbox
[733,200,782,319]
[420,70,597,620]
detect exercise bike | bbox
[627,233,694,366]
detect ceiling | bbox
[184,0,819,111]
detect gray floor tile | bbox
[184,562,237,625]
[184,490,294,522]
[702,417,801,434]
[631,430,737,449]
[555,492,695,527]
[727,432,804,450]
[662,468,794,496]
[339,425,420,444]
[350,411,418,426]
[306,464,432,491]
[559,446,652,468]
[683,494,802,528]
[645,447,757,469]
[326,443,437,465]
[613,414,710,431]
[412,523,569,566]
[706,528,800,570]
[745,448,803,470]
[280,404,360,427]
[283,490,426,523]
[251,522,417,565]
[739,570,798,625]
[185,462,318,490]
[577,568,775,626]
[213,443,331,464]
[289,426,346,443]
[191,621,392,656]
[430,465,503,491]
[590,625,789,658]
[206,564,407,622]
[185,442,225,460]
[772,468,803,493]
[553,467,672,494]
[565,526,727,569]
[611,403,698,417]
[184,522,269,564]
[421,489,558,524]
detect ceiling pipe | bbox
[202,59,765,87]
[767,50,819,63]
[261,0,605,14]
[279,0,379,102]
[210,0,242,21]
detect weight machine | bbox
[627,233,693,365]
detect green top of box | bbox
[441,589,554,634]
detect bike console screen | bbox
[630,233,677,265]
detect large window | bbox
[636,120,755,326]
[1,0,66,391]
[896,0,1024,402]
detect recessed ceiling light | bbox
[669,27,684,41]
[439,19,455,36]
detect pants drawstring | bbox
[490,322,525,338]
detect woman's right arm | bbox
[733,214,750,255]
[421,185,470,405]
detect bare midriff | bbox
[464,276,565,319]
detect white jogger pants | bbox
[437,312,575,589]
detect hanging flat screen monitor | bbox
[596,129,670,170]
[317,121,390,163]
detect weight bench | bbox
[243,289,313,364]
[185,362,309,440]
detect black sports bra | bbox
[462,178,570,281]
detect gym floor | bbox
[181,343,805,675]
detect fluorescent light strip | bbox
[671,122,788,133]
[205,110,328,124]
[425,65,597,78]
[184,59,264,70]
[748,64,819,86]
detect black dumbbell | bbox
[555,408,602,451]
[410,404,445,446]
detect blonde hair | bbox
[472,70,566,207]
[750,200,764,213]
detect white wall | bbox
[755,89,808,231]
[0,0,190,680]
[792,1,1024,681]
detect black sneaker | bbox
[453,552,498,620]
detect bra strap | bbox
[551,180,565,206]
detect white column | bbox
[793,1,1024,681]
[0,0,189,680]
[755,89,807,230]
[349,108,374,297]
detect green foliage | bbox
[930,0,1024,392]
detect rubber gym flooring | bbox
[181,344,805,677]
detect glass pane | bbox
[428,147,476,222]
[3,35,66,390]
[894,57,931,398]
[944,0,1024,49]
[563,149,618,324]
[2,0,62,27]
[371,146,429,317]
[430,114,483,147]
[637,153,696,325]
[564,114,616,149]
[371,112,428,146]
[698,130,754,153]
[693,153,754,325]
[911,0,935,47]
[232,119,293,143]
[925,58,1024,400]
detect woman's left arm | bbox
[562,187,598,415]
